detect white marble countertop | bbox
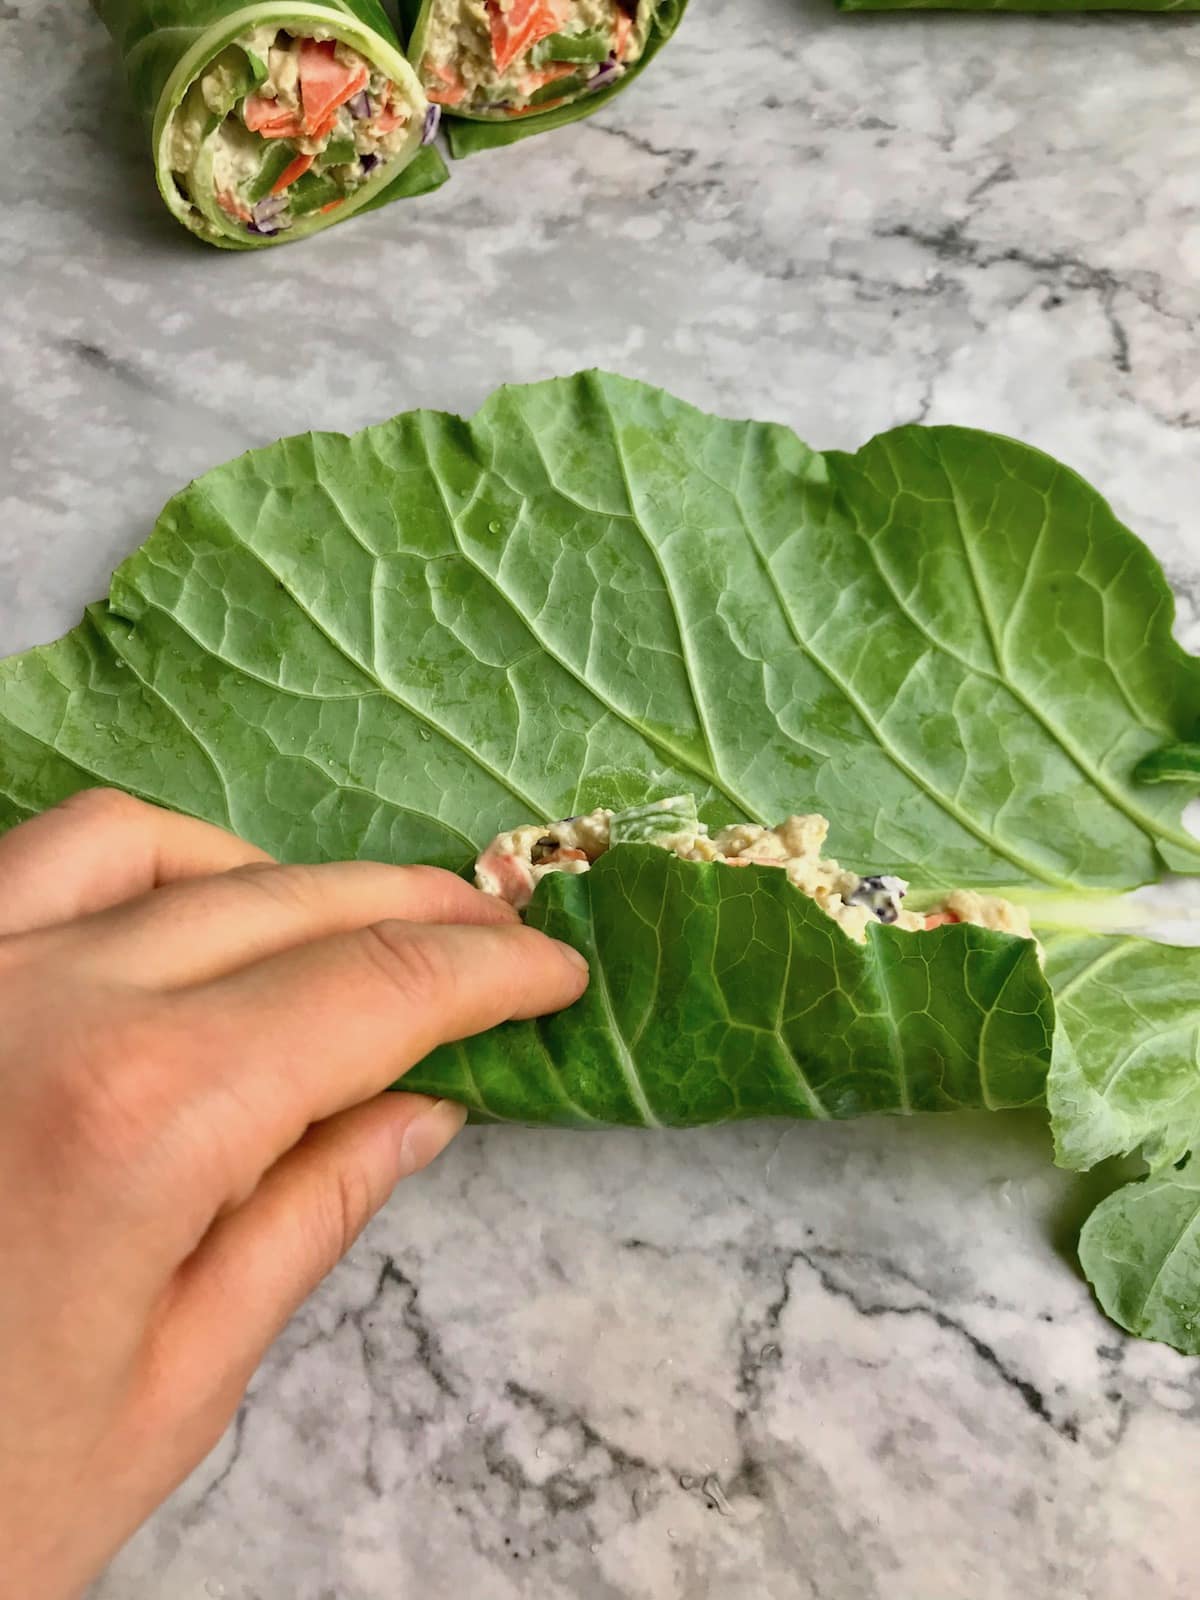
[4,0,1200,1594]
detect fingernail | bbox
[398,1098,468,1177]
[553,938,590,975]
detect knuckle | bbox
[359,919,456,1006]
[54,1002,193,1171]
[223,861,324,915]
[54,786,145,829]
[319,1161,378,1266]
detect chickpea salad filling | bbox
[165,25,437,240]
[416,0,653,118]
[475,795,1033,943]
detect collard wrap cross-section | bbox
[399,0,689,157]
[94,0,448,247]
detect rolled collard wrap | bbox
[94,0,449,248]
[400,0,689,157]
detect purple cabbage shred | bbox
[347,89,372,118]
[422,103,442,144]
[360,152,380,173]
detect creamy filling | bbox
[475,797,1034,945]
[419,0,650,117]
[167,26,431,239]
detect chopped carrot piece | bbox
[923,910,962,930]
[243,95,304,139]
[319,199,345,214]
[271,152,315,194]
[425,62,466,105]
[298,38,368,137]
[487,0,566,74]
[613,12,633,57]
[375,103,407,132]
[216,188,252,222]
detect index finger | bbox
[0,789,271,936]
[173,918,588,1182]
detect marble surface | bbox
[3,0,1200,1593]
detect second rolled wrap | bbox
[401,0,689,157]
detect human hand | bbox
[0,791,588,1598]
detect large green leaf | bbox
[1079,1160,1200,1356]
[4,371,1200,1347]
[3,374,1196,891]
[403,846,1054,1124]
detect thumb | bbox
[159,1094,465,1404]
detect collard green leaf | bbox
[2,374,1197,896]
[399,0,690,158]
[402,847,1054,1125]
[1046,934,1200,1174]
[1079,1161,1200,1355]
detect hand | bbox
[0,790,588,1599]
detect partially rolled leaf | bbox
[94,0,448,248]
[402,846,1055,1126]
[399,0,689,157]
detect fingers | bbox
[0,790,271,937]
[159,1094,465,1402]
[176,918,587,1178]
[69,860,517,989]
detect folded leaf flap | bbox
[401,847,1055,1127]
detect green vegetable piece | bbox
[288,170,344,215]
[609,795,699,848]
[527,71,588,106]
[321,137,358,167]
[243,47,268,86]
[530,28,611,65]
[246,141,297,203]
